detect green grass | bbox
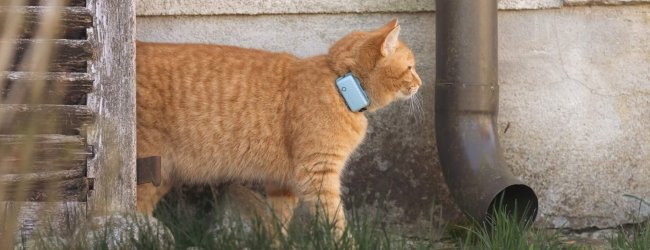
[609,195,650,250]
[16,190,650,250]
[610,221,650,250]
[454,211,581,250]
[452,196,649,250]
[151,186,439,250]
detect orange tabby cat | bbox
[136,18,421,236]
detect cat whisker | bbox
[407,94,422,123]
[408,95,416,115]
[405,95,415,117]
[411,92,425,124]
[418,93,425,114]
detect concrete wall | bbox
[136,0,650,230]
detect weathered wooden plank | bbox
[0,104,94,134]
[2,39,91,72]
[86,0,136,213]
[0,169,84,184]
[0,201,86,245]
[0,7,92,39]
[1,177,88,202]
[0,169,87,202]
[1,72,93,104]
[2,71,91,82]
[0,134,88,174]
[0,0,86,6]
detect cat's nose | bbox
[409,66,421,83]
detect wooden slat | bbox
[86,0,136,213]
[0,104,94,134]
[0,169,84,184]
[0,0,86,7]
[1,177,88,202]
[0,6,92,39]
[2,71,91,82]
[1,72,92,104]
[3,39,91,72]
[0,134,88,174]
[0,201,86,244]
[0,133,88,200]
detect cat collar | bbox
[335,73,370,112]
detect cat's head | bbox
[328,18,422,112]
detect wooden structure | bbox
[0,0,136,241]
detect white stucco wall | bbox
[135,0,650,15]
[135,1,650,229]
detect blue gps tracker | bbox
[335,73,370,112]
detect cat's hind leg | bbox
[136,182,172,215]
[136,128,172,215]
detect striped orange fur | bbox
[135,18,422,236]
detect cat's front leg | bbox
[296,160,347,238]
[265,182,299,235]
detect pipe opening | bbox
[486,184,538,225]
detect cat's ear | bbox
[380,18,399,31]
[381,24,401,57]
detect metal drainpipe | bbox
[435,0,538,222]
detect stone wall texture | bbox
[136,1,650,230]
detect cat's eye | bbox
[408,66,413,70]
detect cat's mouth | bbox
[397,88,419,100]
